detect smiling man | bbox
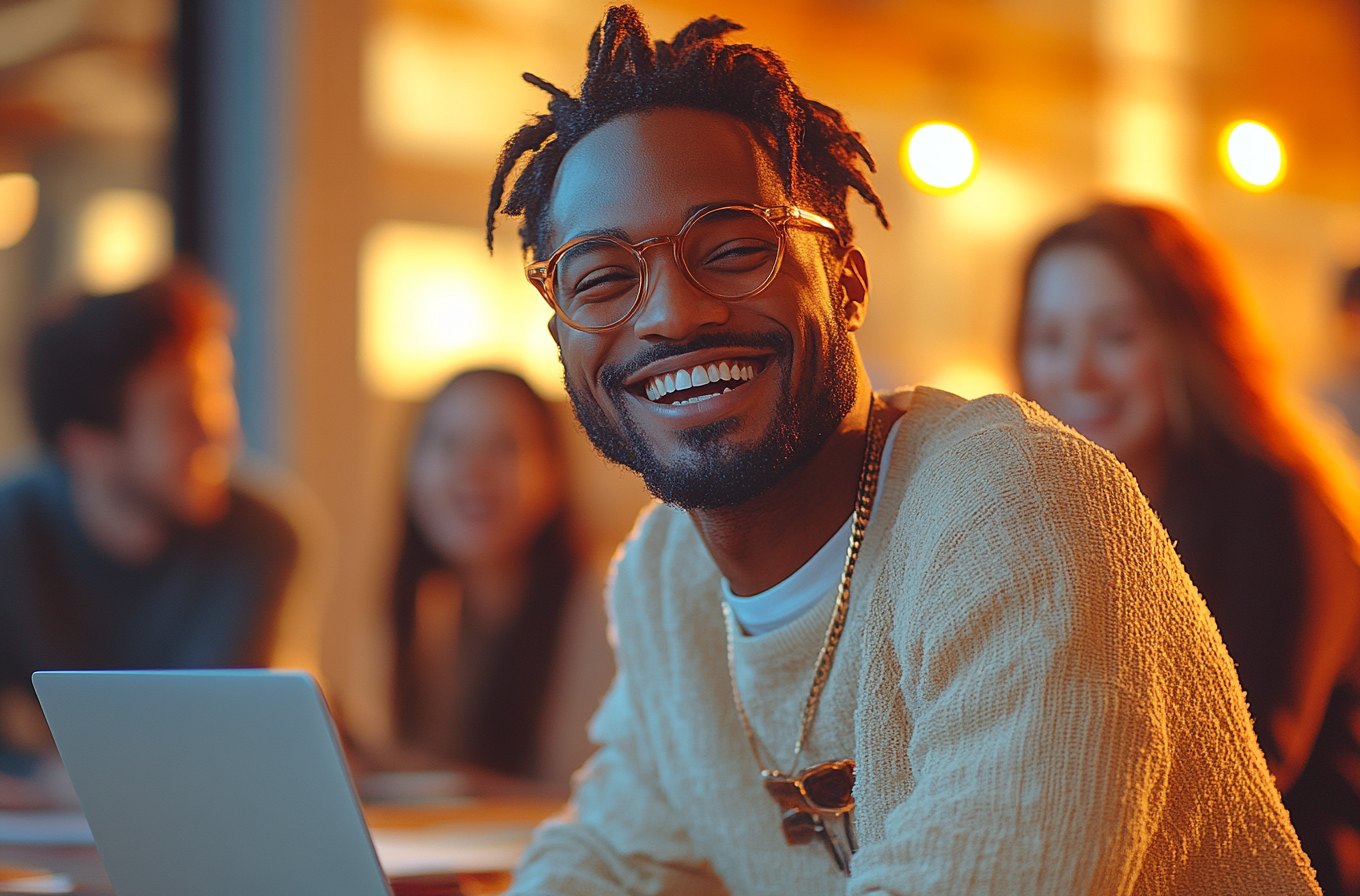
[486,8,1319,895]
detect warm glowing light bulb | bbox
[1220,121,1285,192]
[901,123,977,195]
[0,173,39,250]
[76,189,173,294]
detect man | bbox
[487,7,1318,894]
[0,265,297,801]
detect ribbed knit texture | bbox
[511,387,1320,896]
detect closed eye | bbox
[571,267,640,304]
[702,239,777,272]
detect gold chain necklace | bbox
[721,401,885,874]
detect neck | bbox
[67,468,169,566]
[458,559,532,633]
[691,384,901,596]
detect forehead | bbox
[425,378,541,436]
[545,108,785,249]
[1028,244,1146,319]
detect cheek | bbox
[1020,348,1064,402]
[1103,343,1166,406]
[124,410,179,475]
[407,454,449,522]
[560,333,605,394]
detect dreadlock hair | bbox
[486,5,887,259]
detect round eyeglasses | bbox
[525,203,841,333]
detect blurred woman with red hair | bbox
[1017,202,1360,894]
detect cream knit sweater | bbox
[511,387,1320,895]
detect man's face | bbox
[545,108,862,508]
[103,327,240,526]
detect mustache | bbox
[599,330,793,393]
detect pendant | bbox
[762,759,858,874]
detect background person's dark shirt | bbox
[1159,441,1360,895]
[0,461,297,696]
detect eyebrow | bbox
[553,202,754,249]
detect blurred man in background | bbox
[0,264,297,805]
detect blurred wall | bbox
[284,0,1359,737]
[2,0,1357,741]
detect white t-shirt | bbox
[722,418,902,635]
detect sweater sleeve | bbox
[510,511,725,896]
[850,422,1182,896]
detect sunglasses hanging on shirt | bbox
[722,402,885,875]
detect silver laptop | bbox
[32,669,392,896]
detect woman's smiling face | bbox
[1021,244,1171,471]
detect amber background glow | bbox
[1,0,1358,739]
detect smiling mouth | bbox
[640,359,763,406]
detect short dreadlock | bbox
[486,5,887,259]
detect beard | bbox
[563,317,860,510]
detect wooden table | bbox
[0,799,561,895]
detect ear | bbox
[836,246,870,332]
[547,314,562,347]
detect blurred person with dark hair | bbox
[1319,265,1360,437]
[0,264,298,806]
[1018,202,1360,894]
[384,369,611,793]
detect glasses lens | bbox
[800,762,855,812]
[681,208,781,299]
[554,238,642,329]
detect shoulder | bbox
[605,499,717,640]
[874,388,1176,634]
[609,500,711,589]
[0,461,66,533]
[884,385,1136,511]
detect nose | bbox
[630,244,730,341]
[1071,340,1104,392]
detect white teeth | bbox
[642,360,758,402]
[723,387,731,393]
[671,392,720,406]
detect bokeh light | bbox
[359,221,562,401]
[927,362,1010,400]
[1220,120,1285,192]
[0,172,39,250]
[76,188,173,294]
[900,122,977,195]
